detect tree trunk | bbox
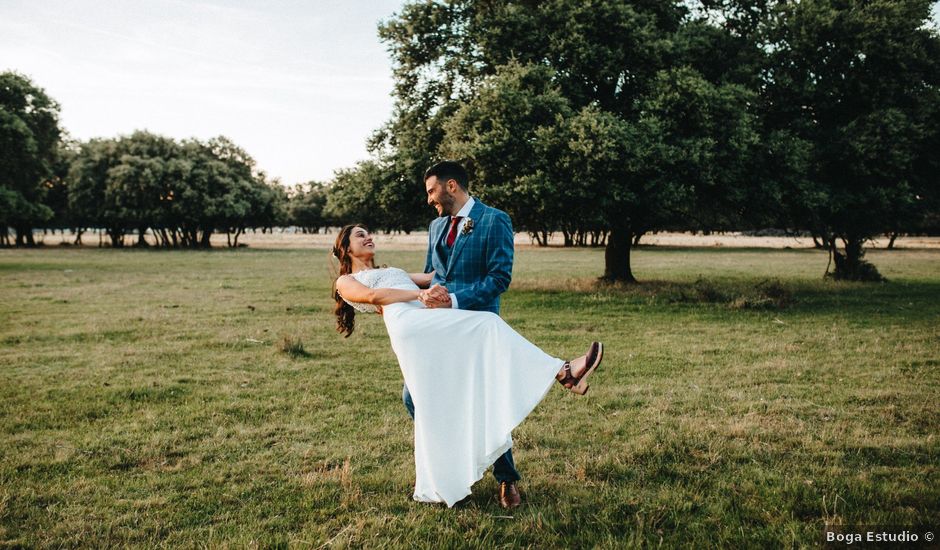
[14,226,36,247]
[108,228,124,248]
[632,231,645,247]
[832,236,885,282]
[603,227,637,283]
[0,226,9,246]
[844,237,862,269]
[812,230,834,250]
[136,227,149,247]
[233,227,243,247]
[200,229,212,248]
[887,232,899,250]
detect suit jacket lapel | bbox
[430,217,446,246]
[431,217,448,270]
[445,201,485,277]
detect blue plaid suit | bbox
[423,200,513,313]
[402,199,521,483]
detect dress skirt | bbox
[381,300,564,507]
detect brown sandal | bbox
[556,341,604,395]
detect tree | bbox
[108,132,181,246]
[67,138,122,246]
[68,133,178,248]
[322,160,427,233]
[323,161,389,229]
[440,62,577,246]
[0,72,62,246]
[195,136,274,247]
[379,0,761,281]
[763,0,940,280]
[39,141,78,242]
[289,182,330,233]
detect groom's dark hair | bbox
[424,161,469,191]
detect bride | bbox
[331,224,603,507]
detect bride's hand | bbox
[420,285,452,308]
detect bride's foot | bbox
[556,341,603,395]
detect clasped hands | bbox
[419,284,452,309]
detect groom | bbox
[403,160,522,509]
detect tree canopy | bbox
[374,0,769,280]
[364,0,940,281]
[0,71,62,246]
[760,0,940,280]
[66,132,285,248]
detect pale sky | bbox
[0,0,405,185]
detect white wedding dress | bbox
[344,267,564,507]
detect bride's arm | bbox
[409,272,434,288]
[335,275,421,306]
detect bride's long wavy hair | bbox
[330,223,371,338]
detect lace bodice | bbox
[340,267,418,313]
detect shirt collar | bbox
[455,196,475,218]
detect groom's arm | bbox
[451,211,514,311]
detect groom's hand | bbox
[420,284,452,308]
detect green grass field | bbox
[1,245,938,548]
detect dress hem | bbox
[412,437,515,508]
[410,369,560,508]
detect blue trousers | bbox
[402,383,521,483]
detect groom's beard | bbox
[437,194,455,216]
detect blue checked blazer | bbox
[424,200,514,314]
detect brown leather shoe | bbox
[498,481,521,509]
